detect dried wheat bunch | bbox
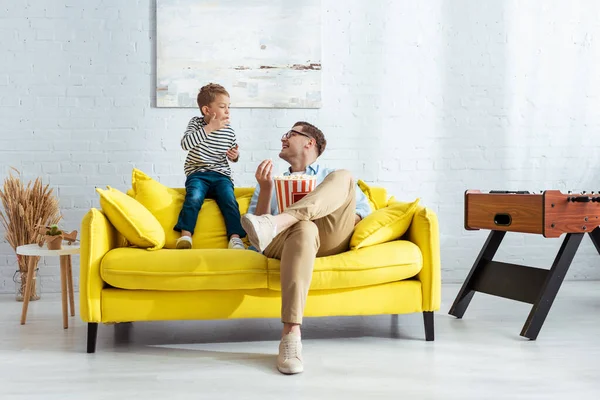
[0,168,61,282]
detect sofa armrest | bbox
[405,205,441,312]
[80,208,121,323]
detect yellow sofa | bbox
[80,182,441,353]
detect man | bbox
[241,121,372,375]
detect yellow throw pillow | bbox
[350,198,420,250]
[357,179,390,211]
[96,186,165,250]
[131,169,252,249]
[357,179,378,211]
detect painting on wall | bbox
[157,0,322,109]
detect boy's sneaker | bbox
[228,237,245,250]
[277,333,303,375]
[176,236,192,249]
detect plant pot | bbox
[45,235,63,250]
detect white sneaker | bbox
[277,333,303,375]
[228,237,245,250]
[176,236,192,249]
[240,214,277,252]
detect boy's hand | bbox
[255,159,274,190]
[205,112,229,133]
[226,145,239,162]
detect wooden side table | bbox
[16,243,80,329]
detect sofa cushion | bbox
[350,198,420,250]
[101,248,268,291]
[267,240,422,291]
[130,169,253,249]
[357,179,388,211]
[96,186,165,250]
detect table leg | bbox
[67,255,75,317]
[520,232,584,339]
[588,227,600,255]
[20,256,37,325]
[449,230,584,340]
[449,230,506,318]
[60,255,68,329]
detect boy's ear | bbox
[200,105,209,116]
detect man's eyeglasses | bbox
[281,129,312,141]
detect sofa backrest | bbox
[170,186,388,249]
[129,168,388,249]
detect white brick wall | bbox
[1,0,600,293]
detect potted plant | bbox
[36,225,77,246]
[44,224,63,250]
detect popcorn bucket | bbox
[274,175,317,213]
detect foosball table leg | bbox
[587,226,600,255]
[448,230,506,318]
[449,230,585,340]
[520,232,584,340]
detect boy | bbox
[174,83,246,249]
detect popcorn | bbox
[274,175,317,212]
[273,174,315,180]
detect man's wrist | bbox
[259,182,274,191]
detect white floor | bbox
[1,282,599,400]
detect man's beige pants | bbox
[264,170,356,324]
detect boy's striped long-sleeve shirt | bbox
[181,116,238,178]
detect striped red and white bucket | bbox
[274,176,317,213]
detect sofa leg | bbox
[423,312,434,341]
[87,323,98,353]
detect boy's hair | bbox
[293,121,326,156]
[197,83,230,114]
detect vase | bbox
[13,268,42,302]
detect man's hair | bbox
[197,83,230,113]
[293,121,326,156]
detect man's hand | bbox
[205,112,229,133]
[255,159,274,190]
[354,214,362,226]
[226,145,239,162]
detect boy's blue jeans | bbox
[174,170,246,239]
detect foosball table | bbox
[449,190,600,340]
